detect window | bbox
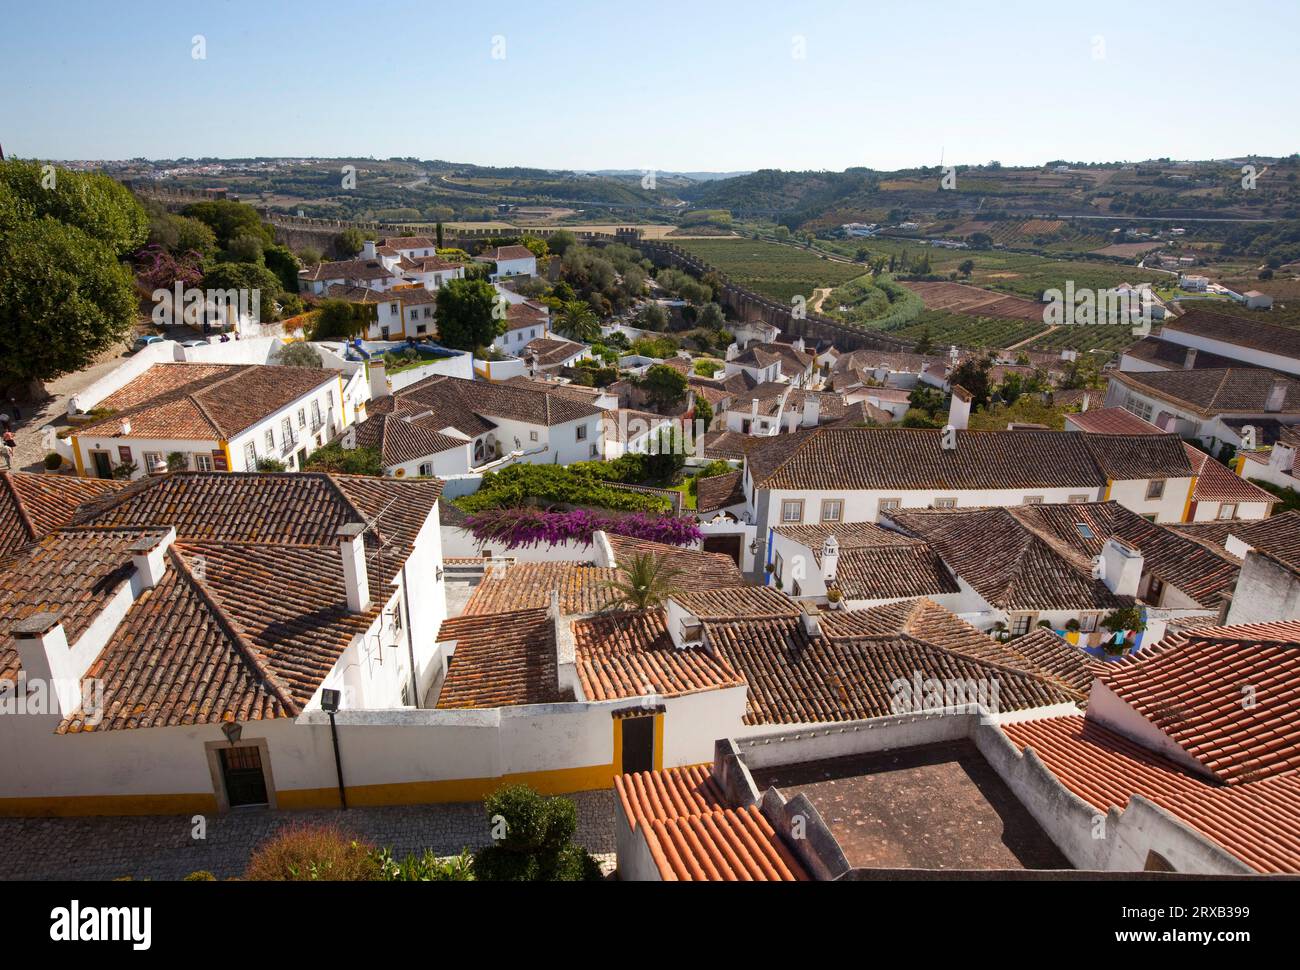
[326,391,334,408]
[1080,613,1099,633]
[311,401,323,430]
[590,444,599,458]
[143,451,162,473]
[281,417,293,446]
[879,498,901,513]
[194,453,212,472]
[529,430,539,442]
[1125,394,1154,422]
[1068,494,1090,503]
[1010,614,1033,636]
[1022,495,1044,505]
[118,446,132,464]
[416,325,427,335]
[933,497,957,509]
[1075,522,1095,540]
[820,499,843,522]
[1146,480,1165,500]
[773,551,784,580]
[1218,503,1237,520]
[418,462,433,477]
[297,408,306,428]
[244,442,257,468]
[781,500,804,523]
[264,429,275,452]
[409,310,418,321]
[576,425,588,441]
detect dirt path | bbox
[810,287,833,313]
[1003,327,1056,352]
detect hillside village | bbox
[5,162,1300,888]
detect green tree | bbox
[547,230,577,256]
[0,160,146,394]
[948,356,994,409]
[958,259,975,277]
[311,299,370,340]
[602,553,685,611]
[697,302,725,330]
[435,277,504,350]
[202,261,285,319]
[634,303,669,331]
[274,341,323,368]
[638,363,688,411]
[334,228,365,258]
[182,199,272,249]
[695,395,714,430]
[554,299,600,342]
[472,786,601,882]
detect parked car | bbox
[131,334,166,353]
[180,339,209,348]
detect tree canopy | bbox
[435,277,504,350]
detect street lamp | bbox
[320,688,347,810]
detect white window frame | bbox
[194,453,212,472]
[244,441,257,468]
[820,499,843,522]
[933,497,957,509]
[781,499,804,523]
[1146,479,1165,500]
[1218,503,1237,520]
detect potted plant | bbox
[991,620,1009,642]
[1063,617,1081,645]
[826,587,843,609]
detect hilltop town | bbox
[4,150,1300,894]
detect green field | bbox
[673,238,864,303]
[1025,324,1145,354]
[820,274,924,329]
[888,311,1048,350]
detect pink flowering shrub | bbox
[464,506,702,550]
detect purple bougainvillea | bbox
[464,506,702,550]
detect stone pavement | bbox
[0,790,616,881]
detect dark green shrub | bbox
[472,785,601,882]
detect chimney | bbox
[337,523,370,613]
[11,613,81,717]
[725,342,739,362]
[1099,538,1143,598]
[1271,440,1295,471]
[130,528,175,591]
[820,534,839,585]
[119,418,132,436]
[1266,380,1288,414]
[362,239,377,259]
[791,336,805,353]
[798,601,822,638]
[368,359,389,400]
[1183,347,1198,369]
[802,394,821,428]
[949,384,972,431]
[1224,534,1253,559]
[1080,391,1090,412]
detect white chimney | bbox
[120,418,132,436]
[11,613,81,717]
[1271,440,1295,471]
[130,528,175,591]
[368,359,389,400]
[362,239,378,259]
[725,342,739,362]
[821,534,839,584]
[799,601,822,637]
[337,523,370,613]
[802,394,821,428]
[1100,538,1143,597]
[1183,347,1198,369]
[1080,391,1091,413]
[1224,534,1253,559]
[1266,380,1288,414]
[791,336,805,353]
[949,384,972,431]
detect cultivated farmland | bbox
[900,281,1045,321]
[673,238,864,303]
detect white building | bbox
[69,362,364,479]
[475,244,537,280]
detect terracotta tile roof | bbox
[572,610,743,702]
[299,258,401,284]
[388,373,600,427]
[817,598,1094,699]
[1101,622,1300,784]
[616,766,809,881]
[461,562,620,616]
[1004,715,1300,873]
[893,508,1128,611]
[603,409,670,444]
[350,409,467,466]
[0,528,165,684]
[1067,407,1163,435]
[1163,307,1300,360]
[79,363,342,440]
[833,543,961,600]
[674,585,798,620]
[405,256,465,274]
[504,301,548,331]
[701,429,757,461]
[523,337,588,368]
[605,535,745,589]
[477,245,534,262]
[1177,511,1300,568]
[377,235,437,251]
[695,470,745,514]
[746,428,1115,491]
[705,605,1081,726]
[1182,443,1279,505]
[74,472,442,568]
[1121,336,1240,370]
[0,472,126,558]
[435,607,568,709]
[1110,368,1300,417]
[1081,433,1194,481]
[772,521,914,549]
[729,346,785,370]
[66,547,293,732]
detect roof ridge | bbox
[0,472,38,545]
[168,546,301,714]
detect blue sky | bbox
[2,0,1297,171]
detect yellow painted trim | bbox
[1182,475,1198,522]
[1102,479,1113,501]
[612,717,622,774]
[71,435,85,477]
[0,792,218,818]
[220,439,233,473]
[337,374,346,426]
[653,712,665,771]
[1235,454,1248,476]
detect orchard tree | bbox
[0,160,146,396]
[435,278,504,350]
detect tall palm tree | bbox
[602,553,684,611]
[555,299,600,343]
